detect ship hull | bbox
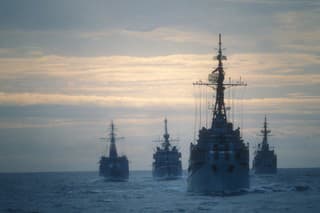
[252,152,277,174]
[253,117,277,174]
[188,133,250,194]
[99,156,129,181]
[152,144,182,181]
[187,158,249,193]
[152,165,182,180]
[187,34,249,194]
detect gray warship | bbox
[187,34,249,193]
[252,116,277,174]
[152,118,182,180]
[99,121,129,181]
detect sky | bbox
[0,0,320,172]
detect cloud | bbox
[0,52,319,108]
[0,91,319,117]
[0,117,101,129]
[80,27,214,45]
[1,52,319,80]
[0,92,192,107]
[1,0,320,172]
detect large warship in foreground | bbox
[153,118,182,180]
[252,116,277,174]
[188,34,249,193]
[99,121,129,181]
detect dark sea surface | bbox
[1,169,320,213]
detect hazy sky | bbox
[0,0,320,172]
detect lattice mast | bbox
[193,34,247,128]
[261,115,271,150]
[109,121,118,158]
[162,118,170,149]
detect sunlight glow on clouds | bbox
[81,27,214,45]
[0,0,320,171]
[0,52,319,99]
[0,92,191,107]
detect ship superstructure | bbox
[99,121,129,181]
[187,34,249,193]
[252,116,277,174]
[153,118,182,180]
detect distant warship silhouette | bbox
[99,121,129,181]
[152,118,182,180]
[252,116,277,174]
[188,34,249,193]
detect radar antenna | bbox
[100,121,124,158]
[261,115,271,150]
[193,34,247,128]
[153,118,178,150]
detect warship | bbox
[187,34,249,193]
[152,118,182,180]
[99,121,129,181]
[252,116,277,174]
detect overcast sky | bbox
[0,0,320,172]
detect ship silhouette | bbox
[152,118,182,180]
[99,121,129,181]
[252,116,277,174]
[187,34,249,193]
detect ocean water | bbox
[1,169,320,213]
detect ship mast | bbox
[193,34,246,129]
[109,121,118,158]
[214,34,227,123]
[261,115,271,150]
[163,118,170,150]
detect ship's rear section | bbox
[187,34,249,193]
[252,116,277,174]
[253,150,277,174]
[98,121,129,181]
[153,149,182,180]
[188,125,249,193]
[152,118,183,180]
[99,156,129,181]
